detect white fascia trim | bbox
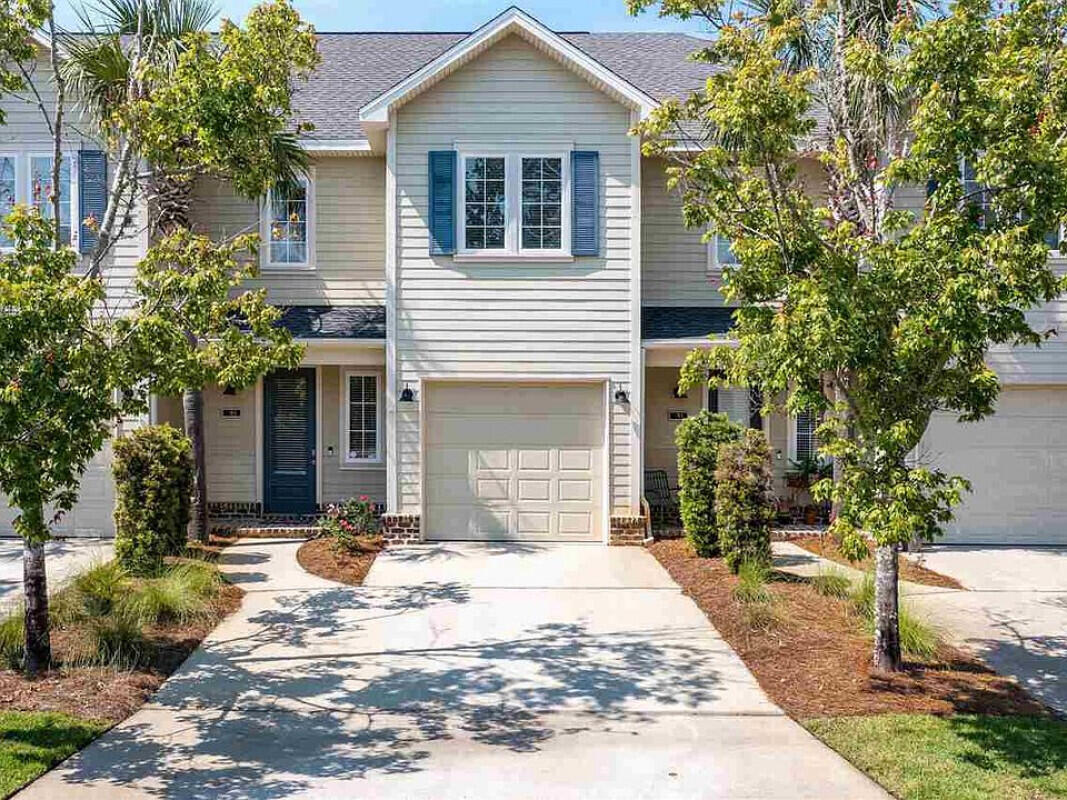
[294,338,386,346]
[642,338,739,349]
[358,7,659,125]
[299,139,375,155]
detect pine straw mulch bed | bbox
[296,536,382,587]
[0,543,243,725]
[649,538,1046,720]
[791,534,966,590]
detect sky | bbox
[54,0,710,34]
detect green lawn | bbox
[0,711,108,798]
[807,714,1067,800]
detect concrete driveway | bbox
[0,538,114,606]
[21,539,884,799]
[905,546,1067,714]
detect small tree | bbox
[715,429,775,574]
[634,0,1067,671]
[113,425,194,575]
[0,210,124,673]
[675,411,743,556]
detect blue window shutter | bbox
[571,150,599,256]
[78,150,107,254]
[428,150,456,255]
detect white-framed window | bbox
[30,154,74,247]
[342,371,382,465]
[261,171,315,269]
[457,149,571,256]
[788,409,819,463]
[707,230,737,288]
[0,155,16,249]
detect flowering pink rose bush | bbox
[319,495,379,553]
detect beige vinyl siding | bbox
[320,366,386,504]
[190,156,386,305]
[202,384,258,503]
[394,34,636,517]
[642,157,724,306]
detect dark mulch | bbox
[792,534,966,590]
[649,539,1046,720]
[297,536,382,587]
[0,569,243,725]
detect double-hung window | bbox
[0,156,16,248]
[30,155,73,247]
[343,372,381,465]
[262,172,314,269]
[458,151,570,256]
[707,231,737,288]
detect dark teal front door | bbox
[264,368,316,514]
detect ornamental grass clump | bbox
[120,562,219,627]
[715,429,775,574]
[852,574,940,661]
[675,411,743,557]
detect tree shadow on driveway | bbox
[50,578,734,799]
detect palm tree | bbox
[62,0,309,542]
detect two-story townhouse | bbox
[5,7,1067,546]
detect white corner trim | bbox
[358,7,658,125]
[629,109,643,515]
[385,114,399,512]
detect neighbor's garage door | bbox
[424,382,604,541]
[921,388,1067,544]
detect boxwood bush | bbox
[675,411,743,556]
[113,424,194,575]
[715,429,775,573]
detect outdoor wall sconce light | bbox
[399,385,416,403]
[614,388,630,404]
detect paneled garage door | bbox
[921,388,1067,544]
[424,382,605,541]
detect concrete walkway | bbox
[773,541,1067,715]
[22,539,885,799]
[0,538,114,606]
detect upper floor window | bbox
[344,372,381,465]
[262,172,314,269]
[0,156,15,248]
[458,150,570,256]
[30,155,72,247]
[707,231,737,288]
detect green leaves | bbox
[0,210,118,542]
[0,0,49,126]
[640,0,1067,549]
[122,228,303,395]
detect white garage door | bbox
[424,382,605,541]
[921,388,1067,544]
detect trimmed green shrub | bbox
[675,411,743,556]
[715,429,775,573]
[113,424,194,575]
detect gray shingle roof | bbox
[641,306,736,340]
[275,305,386,339]
[294,31,716,142]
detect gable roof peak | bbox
[358,5,659,128]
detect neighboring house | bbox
[2,7,1065,545]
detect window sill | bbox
[453,253,575,264]
[260,262,316,273]
[340,459,384,470]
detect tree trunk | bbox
[872,543,902,672]
[22,505,50,675]
[184,388,208,543]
